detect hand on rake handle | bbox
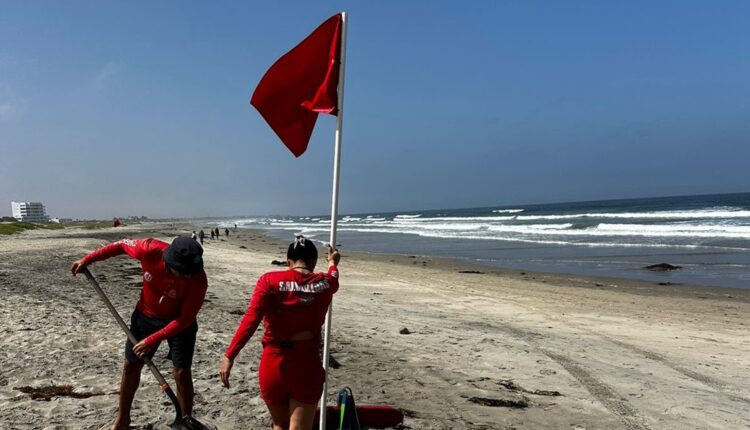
[133,340,154,358]
[70,259,87,276]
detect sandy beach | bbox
[1,222,748,430]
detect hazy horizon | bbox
[15,189,746,222]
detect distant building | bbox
[11,201,49,223]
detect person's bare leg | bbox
[266,400,291,430]
[173,367,194,417]
[288,398,317,430]
[113,360,143,430]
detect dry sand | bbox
[0,223,748,429]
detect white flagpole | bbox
[320,11,347,430]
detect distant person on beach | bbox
[234,223,237,230]
[215,227,220,239]
[198,230,205,245]
[71,237,208,430]
[210,229,215,240]
[220,236,340,430]
[191,231,197,241]
[225,228,229,238]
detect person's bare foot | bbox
[111,415,130,430]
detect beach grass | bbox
[67,221,112,230]
[0,222,64,235]
[0,221,111,235]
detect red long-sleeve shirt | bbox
[225,265,339,359]
[81,238,208,348]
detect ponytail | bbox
[287,235,318,262]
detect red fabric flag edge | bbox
[250,14,342,157]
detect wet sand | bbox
[0,223,748,429]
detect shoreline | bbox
[349,249,750,302]
[213,225,750,303]
[14,219,749,300]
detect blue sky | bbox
[1,1,749,219]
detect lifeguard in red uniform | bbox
[220,236,340,430]
[71,237,207,430]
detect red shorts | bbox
[258,340,325,405]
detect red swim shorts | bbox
[259,341,325,405]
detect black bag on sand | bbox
[314,386,403,429]
[337,387,361,430]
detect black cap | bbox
[163,236,204,275]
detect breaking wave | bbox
[224,200,750,251]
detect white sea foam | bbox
[516,209,750,221]
[492,208,524,213]
[589,223,750,238]
[229,202,750,252]
[490,222,750,238]
[266,216,750,239]
[273,225,719,249]
[233,218,750,251]
[393,215,516,222]
[486,223,575,233]
[597,223,750,234]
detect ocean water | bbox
[219,192,750,289]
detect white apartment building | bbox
[11,201,49,223]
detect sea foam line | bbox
[515,209,750,220]
[269,225,730,249]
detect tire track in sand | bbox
[455,284,750,406]
[462,321,652,430]
[603,337,750,404]
[543,351,652,430]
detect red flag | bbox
[251,14,342,157]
